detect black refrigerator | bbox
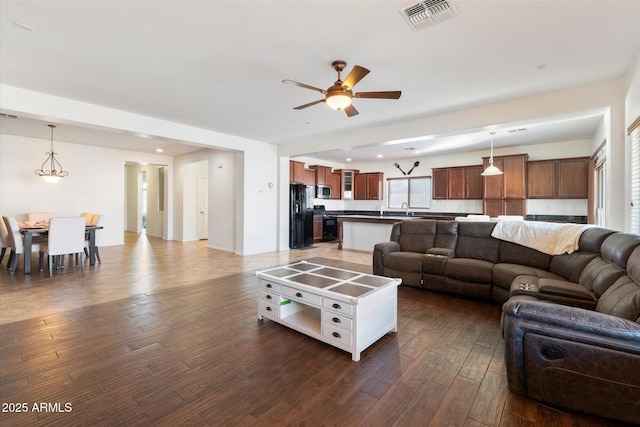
[290,184,314,248]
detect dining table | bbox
[19,222,104,275]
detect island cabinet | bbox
[482,154,528,217]
[354,172,383,200]
[432,165,483,200]
[527,157,589,199]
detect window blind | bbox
[629,116,640,234]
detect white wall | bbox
[0,134,172,246]
[0,85,279,255]
[625,52,640,231]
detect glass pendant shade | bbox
[325,93,352,110]
[35,125,69,183]
[481,132,503,176]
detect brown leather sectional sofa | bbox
[372,219,640,424]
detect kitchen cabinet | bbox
[303,168,315,186]
[335,169,358,200]
[290,160,305,184]
[313,214,323,243]
[354,172,383,200]
[310,165,331,185]
[527,160,556,198]
[432,165,483,200]
[483,154,528,217]
[329,172,341,199]
[557,157,589,198]
[432,168,448,199]
[527,157,589,199]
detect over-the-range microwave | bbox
[316,185,332,199]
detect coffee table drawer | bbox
[260,290,282,304]
[323,297,353,317]
[259,279,280,293]
[322,311,353,331]
[323,323,352,348]
[259,300,279,320]
[281,286,321,306]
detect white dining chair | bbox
[39,217,86,277]
[2,215,42,274]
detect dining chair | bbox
[2,215,42,274]
[39,217,86,277]
[0,215,9,266]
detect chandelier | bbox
[35,124,69,184]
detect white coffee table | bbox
[256,261,401,361]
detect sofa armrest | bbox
[373,241,401,275]
[501,298,640,424]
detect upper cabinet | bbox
[335,169,358,200]
[354,172,383,200]
[528,157,589,199]
[432,165,483,200]
[289,160,315,186]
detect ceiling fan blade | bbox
[342,65,370,90]
[354,91,402,99]
[283,79,326,94]
[293,99,325,110]
[344,104,359,117]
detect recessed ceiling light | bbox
[134,132,152,139]
[346,158,352,162]
[155,148,164,153]
[377,154,383,158]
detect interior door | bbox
[197,177,208,240]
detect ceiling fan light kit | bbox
[283,60,401,117]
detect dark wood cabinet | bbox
[527,160,556,198]
[483,154,528,217]
[313,214,323,243]
[290,160,305,184]
[433,165,483,200]
[465,165,484,199]
[303,168,315,186]
[354,172,383,200]
[447,167,465,199]
[527,157,589,199]
[557,158,589,198]
[310,165,330,185]
[329,172,341,199]
[432,168,448,199]
[335,169,358,200]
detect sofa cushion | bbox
[510,276,597,310]
[455,222,499,263]
[434,220,458,250]
[550,251,598,283]
[578,257,626,297]
[384,252,424,273]
[445,258,493,283]
[577,227,617,252]
[600,232,640,270]
[397,220,437,253]
[596,246,640,322]
[498,240,551,270]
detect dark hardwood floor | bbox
[0,251,630,426]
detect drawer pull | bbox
[266,283,272,288]
[266,294,272,300]
[332,303,341,309]
[296,292,303,298]
[332,317,341,324]
[266,306,272,311]
[332,332,341,339]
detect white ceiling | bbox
[1,1,638,161]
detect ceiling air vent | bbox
[399,0,458,31]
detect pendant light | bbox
[35,124,69,184]
[481,131,503,176]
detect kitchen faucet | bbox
[401,202,411,216]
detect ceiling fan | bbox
[283,60,401,117]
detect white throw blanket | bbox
[491,220,591,255]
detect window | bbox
[387,176,431,208]
[629,117,640,233]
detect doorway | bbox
[197,176,209,240]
